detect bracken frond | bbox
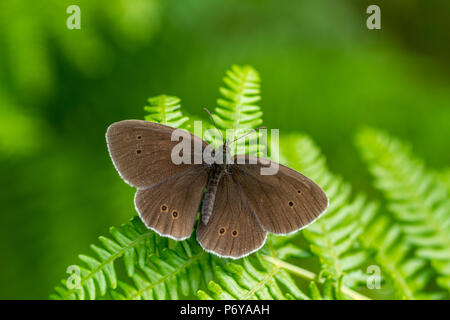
[356,128,450,297]
[279,134,376,293]
[209,65,265,156]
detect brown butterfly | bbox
[106,116,328,259]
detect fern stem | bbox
[241,264,282,300]
[263,256,316,280]
[262,256,371,300]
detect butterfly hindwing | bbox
[196,174,267,258]
[233,155,328,234]
[135,166,208,240]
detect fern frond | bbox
[52,217,218,300]
[356,128,450,294]
[279,134,375,292]
[359,213,442,299]
[214,65,262,130]
[52,215,320,300]
[52,217,157,299]
[144,95,189,129]
[197,253,310,300]
[209,65,264,155]
[198,252,365,300]
[106,237,214,300]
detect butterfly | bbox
[106,115,328,259]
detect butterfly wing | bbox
[135,166,208,239]
[106,120,207,188]
[196,174,267,258]
[106,120,209,239]
[233,155,328,234]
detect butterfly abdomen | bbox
[201,164,224,225]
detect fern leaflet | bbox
[144,95,189,129]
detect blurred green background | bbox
[0,0,449,299]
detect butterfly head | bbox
[203,107,265,165]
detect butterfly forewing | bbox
[233,155,328,234]
[106,120,207,188]
[197,174,267,258]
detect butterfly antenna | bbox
[229,126,266,145]
[203,108,224,142]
